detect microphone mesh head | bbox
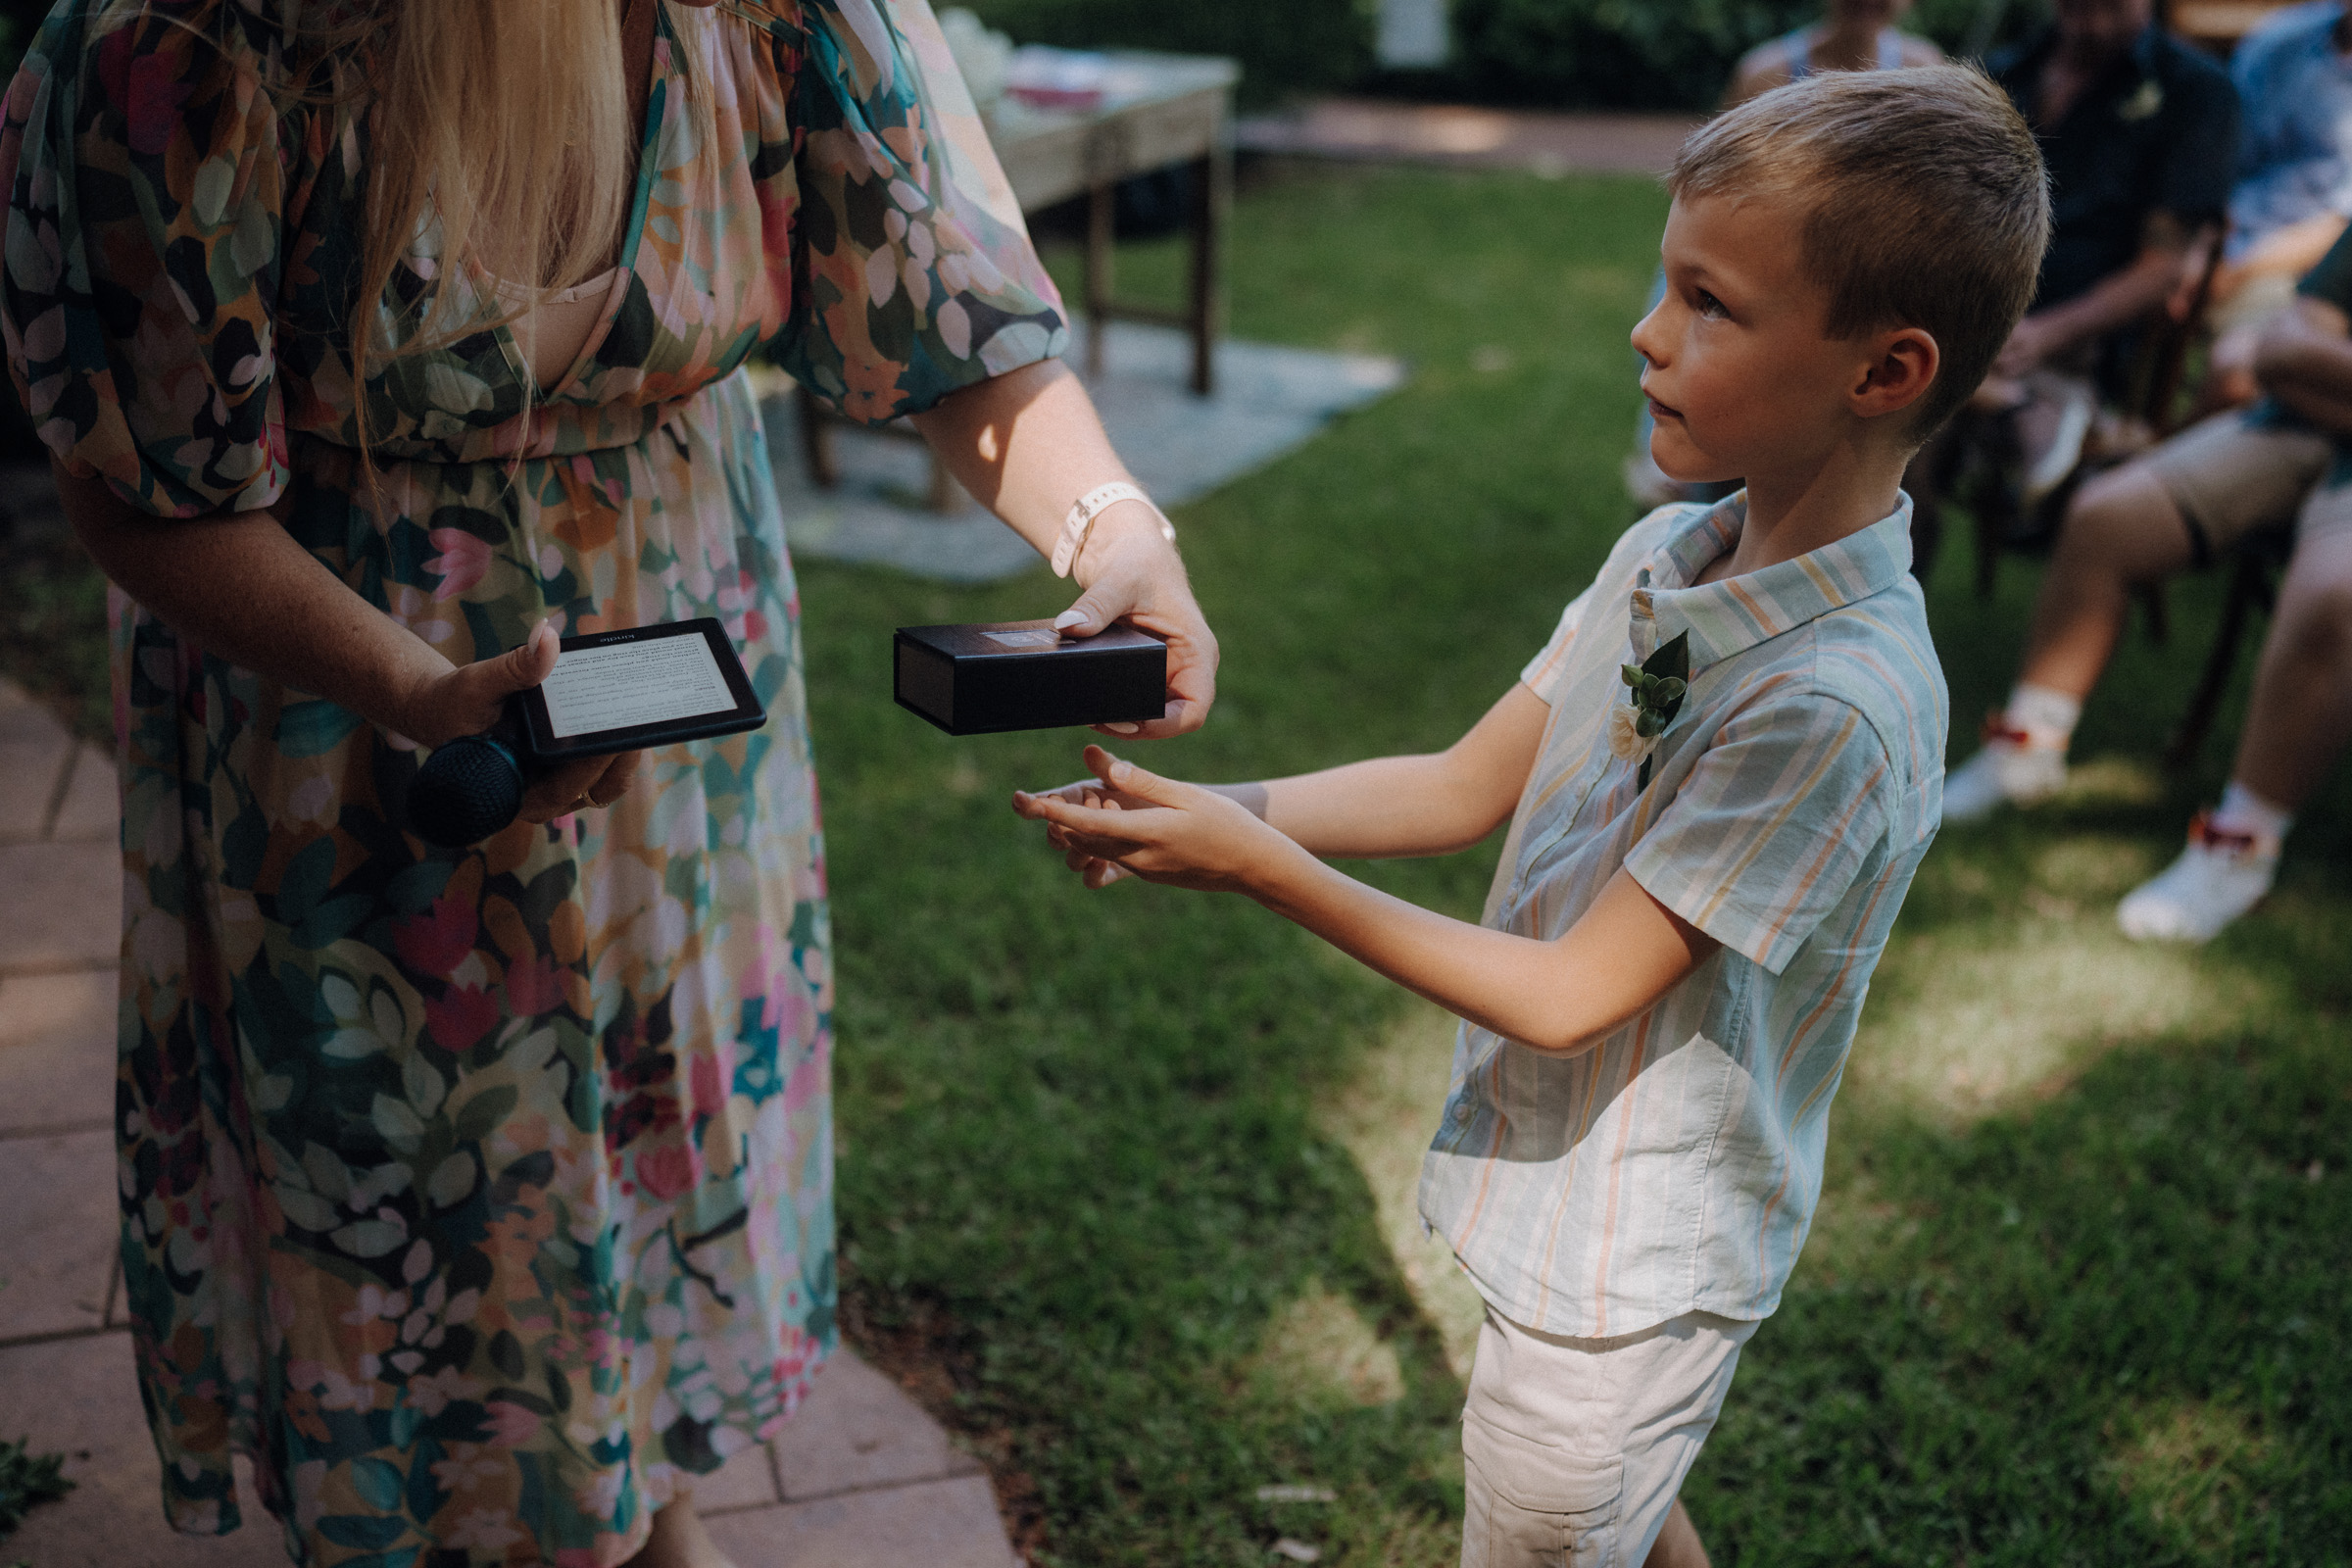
[407,736,524,848]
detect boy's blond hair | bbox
[1670,64,2050,437]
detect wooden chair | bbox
[2163,516,2292,767]
[1954,229,2227,602]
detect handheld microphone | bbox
[406,709,532,849]
[402,618,768,848]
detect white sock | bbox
[2004,683,2081,751]
[2210,781,2291,848]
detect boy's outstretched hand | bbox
[1011,746,1290,893]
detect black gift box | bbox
[893,620,1167,735]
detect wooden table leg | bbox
[1086,179,1114,379]
[1187,144,1228,398]
[796,385,840,489]
[925,450,961,514]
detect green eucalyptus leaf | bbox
[1636,711,1662,738]
[1643,630,1690,684]
[1656,676,1686,704]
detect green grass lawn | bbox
[6,163,2349,1565]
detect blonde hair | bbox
[104,0,710,422]
[1671,64,2050,435]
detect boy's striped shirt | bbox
[1419,493,1946,1338]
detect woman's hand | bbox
[1050,504,1218,738]
[389,620,644,825]
[1012,746,1284,893]
[908,363,1220,737]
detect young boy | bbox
[1015,67,2047,1567]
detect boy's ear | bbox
[1850,326,1939,421]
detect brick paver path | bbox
[0,677,1015,1567]
[1236,98,1703,177]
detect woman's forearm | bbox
[912,357,1219,735]
[54,462,458,741]
[910,358,1158,562]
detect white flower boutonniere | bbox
[1607,704,1655,764]
[1614,630,1690,792]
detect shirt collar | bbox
[1626,490,1914,668]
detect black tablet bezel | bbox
[514,617,766,762]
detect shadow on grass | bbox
[1692,1015,2352,1566]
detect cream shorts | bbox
[1460,1304,1758,1568]
[2142,410,2352,565]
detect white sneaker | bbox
[1941,718,2067,824]
[2022,375,2097,509]
[2116,813,2279,943]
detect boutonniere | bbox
[2118,78,2163,122]
[1611,630,1690,792]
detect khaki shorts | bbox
[1460,1305,1758,1568]
[2142,410,2352,565]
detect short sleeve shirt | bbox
[1992,24,2241,309]
[1417,495,1948,1339]
[2296,216,2352,310]
[2228,2,2352,259]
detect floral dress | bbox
[0,1,1064,1562]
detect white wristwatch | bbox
[1051,481,1175,578]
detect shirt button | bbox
[1449,1101,1472,1124]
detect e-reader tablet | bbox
[515,618,766,761]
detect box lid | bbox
[897,620,1166,661]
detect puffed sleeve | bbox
[0,1,289,517]
[776,0,1067,424]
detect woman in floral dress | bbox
[0,0,1215,1562]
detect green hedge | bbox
[958,0,2045,112]
[955,0,1376,108]
[0,1,2051,122]
[1441,0,2047,111]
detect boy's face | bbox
[1633,190,1880,487]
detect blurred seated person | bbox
[2201,1,2352,409]
[1911,0,2238,537]
[1945,228,2352,942]
[1724,0,1943,106]
[1627,0,1941,509]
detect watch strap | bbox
[1052,481,1175,578]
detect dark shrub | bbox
[956,0,1375,108]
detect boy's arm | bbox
[1029,682,1549,868]
[1013,748,1719,1054]
[1235,682,1550,858]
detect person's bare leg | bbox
[2116,521,2352,942]
[2229,527,2352,809]
[626,1494,739,1568]
[1643,1496,1710,1568]
[2017,465,2197,700]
